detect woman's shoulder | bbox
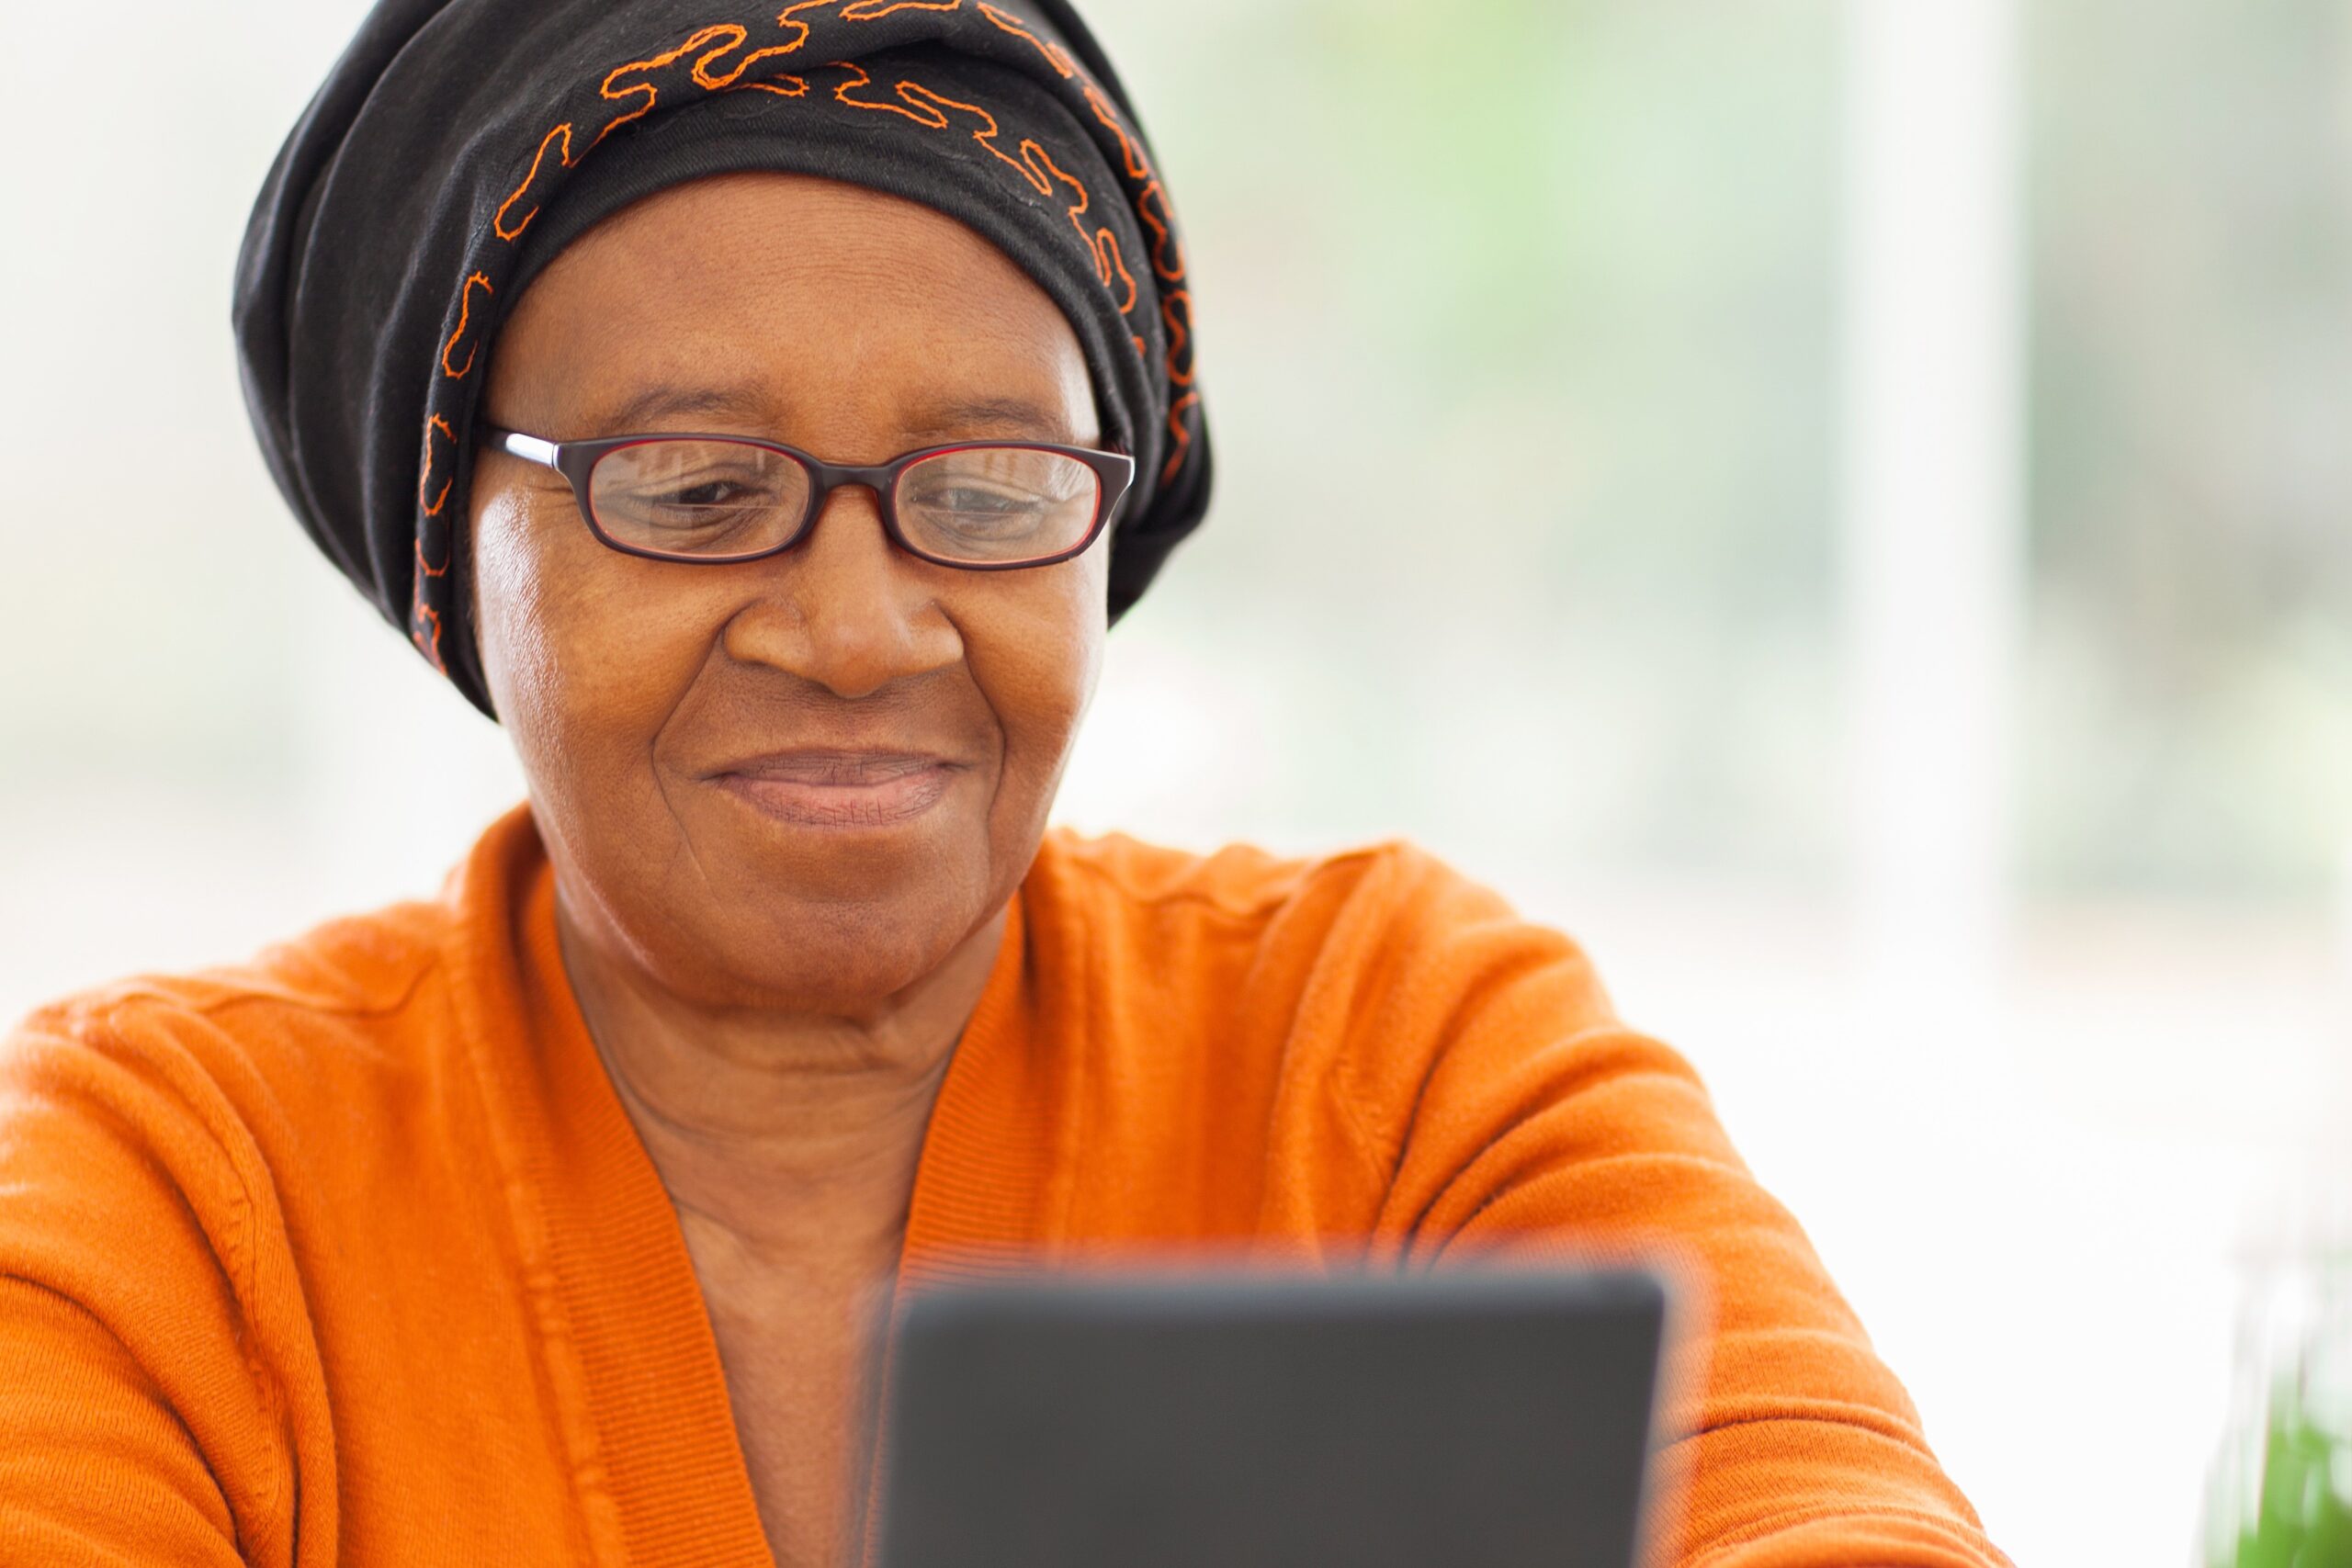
[6,892,460,1075]
[0,891,470,1223]
[0,891,479,1367]
[1035,824,1479,924]
[1028,825,1616,1041]
[6,805,550,1091]
[1035,827,1594,967]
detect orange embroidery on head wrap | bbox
[1028,142,1091,234]
[779,0,964,49]
[978,3,1074,77]
[1162,390,1199,486]
[1099,220,1139,317]
[1028,143,1140,332]
[441,273,493,379]
[774,0,834,51]
[690,25,821,92]
[907,82,1052,192]
[684,24,754,86]
[840,0,965,16]
[494,125,575,242]
[831,68,1044,192]
[410,598,446,669]
[421,414,458,517]
[595,25,746,147]
[1135,181,1184,283]
[730,70,810,96]
[1085,83,1151,180]
[829,59,948,126]
[1161,289,1193,387]
[408,560,448,671]
[827,65,1144,337]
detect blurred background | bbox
[3,0,2347,1559]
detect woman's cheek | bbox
[982,563,1107,808]
[474,489,658,818]
[1052,551,1113,736]
[473,489,567,756]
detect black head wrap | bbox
[235,0,1210,718]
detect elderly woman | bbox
[0,3,2002,1566]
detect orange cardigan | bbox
[0,806,2003,1567]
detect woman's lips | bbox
[712,752,961,829]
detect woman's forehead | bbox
[525,176,1057,333]
[494,174,1096,442]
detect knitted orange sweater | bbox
[0,806,2003,1567]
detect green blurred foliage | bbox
[2209,1385,2352,1566]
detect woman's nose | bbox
[720,484,962,699]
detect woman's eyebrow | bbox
[586,388,1077,445]
[900,396,1079,444]
[596,382,774,432]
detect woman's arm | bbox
[0,1004,298,1567]
[0,1277,251,1565]
[1335,849,2007,1568]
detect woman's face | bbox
[470,172,1108,1013]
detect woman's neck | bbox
[551,895,1010,1264]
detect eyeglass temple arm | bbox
[482,427,560,469]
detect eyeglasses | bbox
[481,426,1135,570]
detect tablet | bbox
[869,1264,1672,1568]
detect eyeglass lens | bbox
[586,439,1103,564]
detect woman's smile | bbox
[709,749,966,829]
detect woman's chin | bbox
[641,790,1001,998]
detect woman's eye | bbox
[662,479,751,509]
[944,489,1031,514]
[642,471,771,509]
[594,460,794,553]
[619,473,776,524]
[912,486,1047,523]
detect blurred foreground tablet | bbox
[870,1266,1672,1568]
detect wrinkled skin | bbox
[473,171,1106,1018]
[468,171,1110,1567]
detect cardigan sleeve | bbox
[0,1001,300,1568]
[1337,848,2008,1568]
[0,1276,251,1566]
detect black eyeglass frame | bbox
[481,426,1136,570]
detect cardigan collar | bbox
[443,804,1069,1567]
